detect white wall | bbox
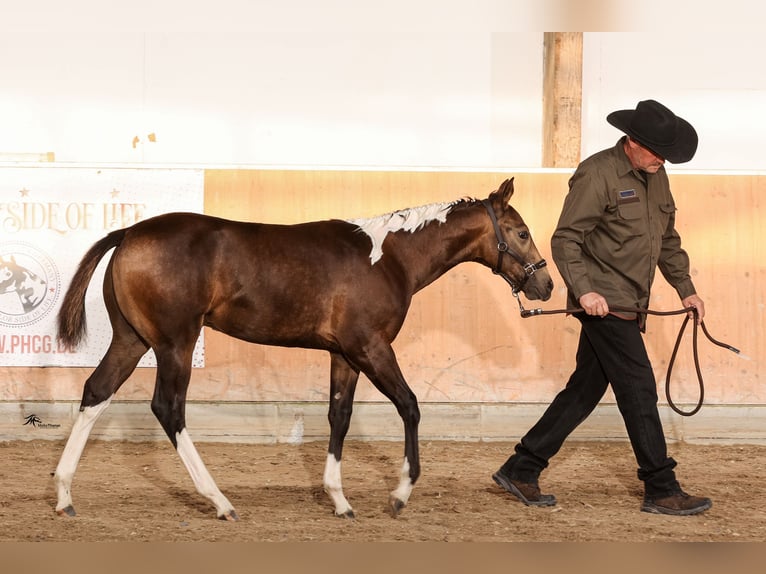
[582,31,766,171]
[1,1,764,170]
[0,2,545,168]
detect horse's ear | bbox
[490,178,515,207]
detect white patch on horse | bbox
[54,395,114,514]
[323,452,353,516]
[175,428,236,518]
[391,456,413,506]
[346,201,458,265]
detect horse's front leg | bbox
[323,353,359,518]
[387,398,420,517]
[355,343,421,517]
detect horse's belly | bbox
[205,314,338,353]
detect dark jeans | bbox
[501,313,680,497]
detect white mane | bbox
[346,200,460,265]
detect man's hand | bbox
[579,292,609,317]
[681,294,705,324]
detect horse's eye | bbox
[518,230,529,240]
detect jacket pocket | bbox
[659,203,676,215]
[654,202,676,234]
[617,199,643,220]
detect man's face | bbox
[625,138,666,173]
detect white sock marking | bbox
[323,453,353,516]
[175,429,235,517]
[54,395,114,512]
[391,457,413,506]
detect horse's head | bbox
[478,178,553,302]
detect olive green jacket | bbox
[551,138,696,327]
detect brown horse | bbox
[53,178,552,521]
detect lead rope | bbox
[512,293,740,416]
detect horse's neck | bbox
[388,208,483,293]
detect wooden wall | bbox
[3,169,761,410]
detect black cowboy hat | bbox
[607,99,698,164]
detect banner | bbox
[0,167,205,367]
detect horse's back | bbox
[114,210,380,277]
[118,211,366,258]
[108,212,387,349]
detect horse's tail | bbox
[57,229,127,350]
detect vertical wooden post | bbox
[542,32,583,168]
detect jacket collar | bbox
[613,137,636,178]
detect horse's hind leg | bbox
[53,331,148,516]
[323,352,360,518]
[151,342,238,521]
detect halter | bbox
[481,199,547,294]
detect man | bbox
[492,99,711,516]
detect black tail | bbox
[56,229,127,350]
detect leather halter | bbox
[481,199,547,294]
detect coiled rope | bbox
[513,295,740,416]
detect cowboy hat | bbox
[607,99,698,163]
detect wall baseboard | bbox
[3,401,764,444]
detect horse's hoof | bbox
[335,509,355,519]
[56,505,76,517]
[218,509,239,522]
[388,496,406,518]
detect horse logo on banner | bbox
[0,243,60,327]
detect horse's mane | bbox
[345,197,477,264]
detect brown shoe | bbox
[492,471,556,506]
[641,491,712,516]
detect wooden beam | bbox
[542,32,583,168]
